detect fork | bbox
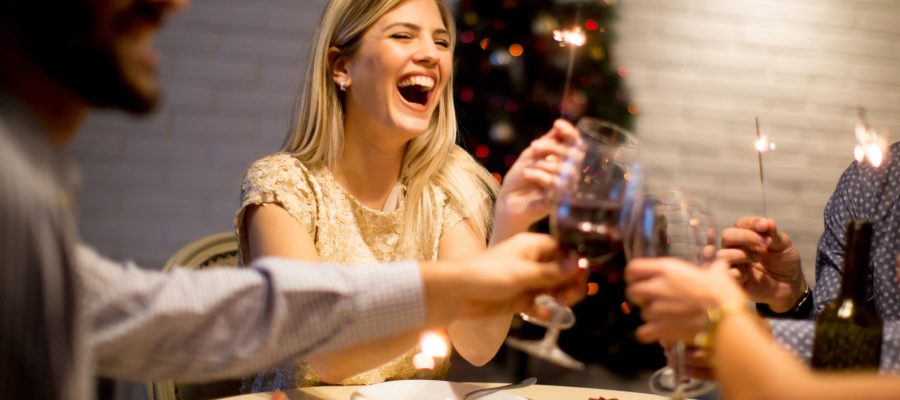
[461,377,537,400]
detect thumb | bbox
[709,258,731,275]
[758,218,791,252]
[511,232,559,262]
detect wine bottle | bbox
[812,219,882,370]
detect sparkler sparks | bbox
[555,5,587,118]
[854,109,888,168]
[553,26,587,47]
[754,135,776,152]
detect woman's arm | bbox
[715,310,900,400]
[245,204,319,261]
[439,220,512,366]
[245,204,422,383]
[625,258,900,400]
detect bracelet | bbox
[692,301,755,353]
[756,282,813,318]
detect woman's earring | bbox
[339,81,347,91]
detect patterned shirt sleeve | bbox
[77,244,426,381]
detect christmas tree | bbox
[453,0,635,174]
[453,0,662,374]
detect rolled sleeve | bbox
[81,244,426,382]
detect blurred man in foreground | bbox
[0,1,580,399]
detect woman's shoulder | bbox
[241,152,324,197]
[245,152,324,183]
[245,152,313,176]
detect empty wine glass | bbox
[506,118,642,370]
[626,188,718,399]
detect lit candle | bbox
[413,331,449,370]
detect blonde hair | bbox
[283,0,499,252]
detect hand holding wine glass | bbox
[506,117,641,370]
[491,119,582,245]
[624,188,721,398]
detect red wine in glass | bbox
[555,198,624,270]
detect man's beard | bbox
[11,0,162,114]
[49,42,159,114]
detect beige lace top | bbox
[234,153,463,390]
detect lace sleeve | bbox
[439,190,466,237]
[234,153,318,263]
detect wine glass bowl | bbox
[506,118,641,370]
[553,118,641,271]
[626,188,718,398]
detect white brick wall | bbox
[70,0,324,269]
[613,0,900,280]
[70,0,900,284]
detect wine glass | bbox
[626,188,718,398]
[506,118,642,370]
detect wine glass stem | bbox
[674,340,687,385]
[540,304,567,347]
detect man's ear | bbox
[328,46,350,88]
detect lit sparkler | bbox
[854,108,888,168]
[754,117,775,217]
[553,6,587,118]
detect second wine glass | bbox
[627,188,718,399]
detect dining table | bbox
[214,381,669,400]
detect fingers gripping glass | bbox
[627,189,718,398]
[506,118,642,370]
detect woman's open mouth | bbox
[397,75,435,107]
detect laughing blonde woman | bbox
[235,0,579,391]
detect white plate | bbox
[351,380,527,400]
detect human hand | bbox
[718,217,805,312]
[625,258,746,343]
[270,390,287,400]
[422,233,582,325]
[491,119,580,244]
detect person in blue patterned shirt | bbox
[718,141,900,371]
[626,142,900,386]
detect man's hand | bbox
[718,217,805,313]
[421,233,583,327]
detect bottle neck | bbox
[841,220,872,302]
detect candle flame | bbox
[412,353,435,370]
[413,330,449,370]
[553,26,586,47]
[420,331,449,358]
